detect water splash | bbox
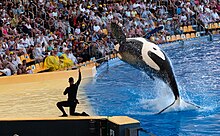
[138,79,201,114]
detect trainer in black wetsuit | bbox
[56,69,81,117]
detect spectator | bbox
[0,0,218,77]
[65,49,78,65]
[33,42,44,62]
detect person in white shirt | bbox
[65,49,78,65]
[11,52,21,69]
[2,39,8,49]
[75,26,81,35]
[0,67,11,76]
[211,9,220,21]
[20,34,31,48]
[16,39,27,54]
[107,12,113,20]
[47,33,58,41]
[133,2,140,9]
[33,42,44,62]
[36,33,48,47]
[79,4,86,13]
[125,10,131,17]
[25,21,32,34]
[93,23,101,32]
[180,13,188,24]
[52,9,58,17]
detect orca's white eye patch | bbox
[141,41,165,71]
[150,46,165,61]
[142,46,160,71]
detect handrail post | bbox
[208,31,213,41]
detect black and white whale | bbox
[111,22,199,114]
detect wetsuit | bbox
[57,71,81,116]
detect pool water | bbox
[84,36,220,136]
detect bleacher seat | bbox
[208,24,212,29]
[183,26,188,33]
[186,33,191,39]
[190,33,196,38]
[212,23,218,29]
[181,34,186,40]
[196,32,200,37]
[32,64,40,73]
[19,55,25,62]
[166,36,171,42]
[204,24,209,29]
[187,25,196,32]
[175,35,181,40]
[20,54,33,63]
[212,30,217,34]
[24,54,32,62]
[171,35,177,42]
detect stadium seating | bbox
[171,35,177,42]
[181,34,186,40]
[190,33,196,38]
[187,25,196,32]
[175,34,181,40]
[186,33,191,39]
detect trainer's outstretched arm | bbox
[76,68,81,85]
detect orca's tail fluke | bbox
[157,98,200,114]
[157,99,179,114]
[184,100,201,109]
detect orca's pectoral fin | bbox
[157,100,176,114]
[144,26,164,39]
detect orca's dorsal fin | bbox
[111,22,126,44]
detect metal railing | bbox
[71,51,117,69]
[192,18,198,27]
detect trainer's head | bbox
[68,77,74,84]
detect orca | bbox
[111,22,199,114]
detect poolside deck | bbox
[0,64,96,118]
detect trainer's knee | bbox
[56,102,61,107]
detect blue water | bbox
[84,36,220,136]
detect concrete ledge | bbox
[108,116,140,125]
[0,116,140,136]
[0,116,107,121]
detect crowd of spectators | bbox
[0,0,219,76]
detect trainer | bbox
[57,68,81,117]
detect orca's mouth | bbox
[148,51,166,70]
